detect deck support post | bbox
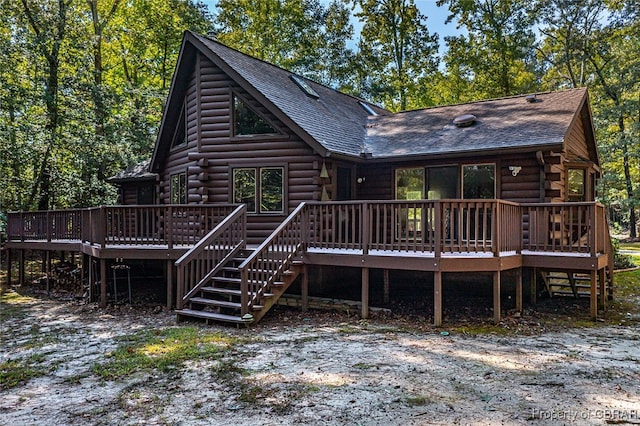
[45,250,51,293]
[515,268,522,313]
[80,254,86,297]
[383,269,390,304]
[434,271,442,327]
[598,268,606,312]
[88,256,94,302]
[6,248,12,288]
[493,271,501,324]
[166,260,173,309]
[100,258,107,308]
[361,267,369,319]
[301,265,309,312]
[19,249,25,285]
[590,269,597,320]
[530,268,537,305]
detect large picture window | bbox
[233,167,284,213]
[170,172,187,204]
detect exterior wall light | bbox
[509,166,522,176]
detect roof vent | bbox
[453,114,476,127]
[290,75,319,99]
[525,94,537,103]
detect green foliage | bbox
[437,0,540,99]
[0,0,210,212]
[353,0,439,111]
[92,327,242,380]
[214,0,355,88]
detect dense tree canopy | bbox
[0,0,638,236]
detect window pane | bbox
[568,169,585,200]
[396,168,424,200]
[233,168,256,212]
[260,168,283,213]
[462,165,495,199]
[427,166,458,199]
[234,95,277,136]
[170,173,186,204]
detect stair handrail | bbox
[175,204,247,309]
[238,202,307,315]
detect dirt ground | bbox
[1,293,640,426]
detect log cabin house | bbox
[5,31,614,326]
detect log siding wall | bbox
[157,53,323,243]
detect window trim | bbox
[230,92,284,139]
[230,164,286,215]
[567,167,586,201]
[461,163,496,199]
[170,172,187,204]
[170,101,187,151]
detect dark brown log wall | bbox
[157,53,323,244]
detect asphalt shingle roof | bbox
[108,160,156,183]
[194,33,387,157]
[363,89,587,159]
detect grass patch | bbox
[0,353,51,390]
[0,290,37,322]
[92,326,245,380]
[404,394,431,406]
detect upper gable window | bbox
[171,103,187,149]
[233,94,278,136]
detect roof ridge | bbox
[190,31,389,113]
[393,87,587,115]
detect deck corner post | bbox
[240,268,249,316]
[383,269,390,304]
[493,271,501,324]
[6,248,12,288]
[515,268,522,313]
[167,206,174,249]
[434,270,442,327]
[530,267,537,305]
[46,211,52,242]
[434,202,442,257]
[598,268,606,311]
[100,258,107,308]
[19,249,25,285]
[301,265,309,312]
[98,207,106,247]
[590,269,597,320]
[168,260,175,310]
[361,202,369,255]
[361,267,369,319]
[493,201,501,257]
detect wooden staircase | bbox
[176,249,304,325]
[540,268,613,299]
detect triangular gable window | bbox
[171,103,187,149]
[233,94,278,136]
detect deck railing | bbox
[8,204,239,249]
[175,204,247,309]
[304,200,524,255]
[8,209,83,242]
[522,202,605,254]
[7,201,609,258]
[238,202,307,315]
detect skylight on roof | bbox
[358,101,378,116]
[290,75,319,99]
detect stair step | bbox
[176,309,248,324]
[189,297,241,309]
[200,286,274,298]
[211,276,285,287]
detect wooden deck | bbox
[5,200,614,325]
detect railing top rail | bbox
[238,202,307,271]
[306,199,517,206]
[8,203,242,215]
[520,201,600,207]
[175,204,247,266]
